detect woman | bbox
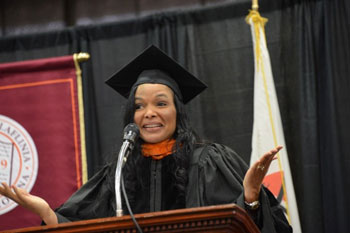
[0,45,292,232]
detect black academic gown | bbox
[54,143,292,233]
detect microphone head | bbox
[123,123,140,143]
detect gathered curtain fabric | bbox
[0,0,349,232]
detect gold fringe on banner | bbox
[73,52,90,184]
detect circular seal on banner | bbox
[0,115,39,215]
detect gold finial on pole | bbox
[252,0,259,11]
[74,52,90,62]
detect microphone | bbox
[120,123,139,166]
[115,123,139,217]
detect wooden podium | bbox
[6,204,260,233]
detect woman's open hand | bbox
[243,146,283,203]
[0,182,58,225]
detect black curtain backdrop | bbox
[0,0,349,232]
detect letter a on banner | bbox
[0,54,89,231]
[246,8,302,233]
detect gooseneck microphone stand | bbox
[115,123,139,217]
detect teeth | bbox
[144,124,161,128]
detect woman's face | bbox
[134,83,177,144]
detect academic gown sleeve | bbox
[54,164,116,223]
[186,143,292,233]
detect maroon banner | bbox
[0,56,86,230]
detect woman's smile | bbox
[134,83,177,144]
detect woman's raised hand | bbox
[243,146,283,203]
[0,182,58,225]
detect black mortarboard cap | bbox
[105,45,207,104]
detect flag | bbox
[246,10,302,232]
[0,55,88,230]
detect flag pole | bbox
[252,0,259,10]
[73,52,90,185]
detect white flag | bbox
[246,10,302,233]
